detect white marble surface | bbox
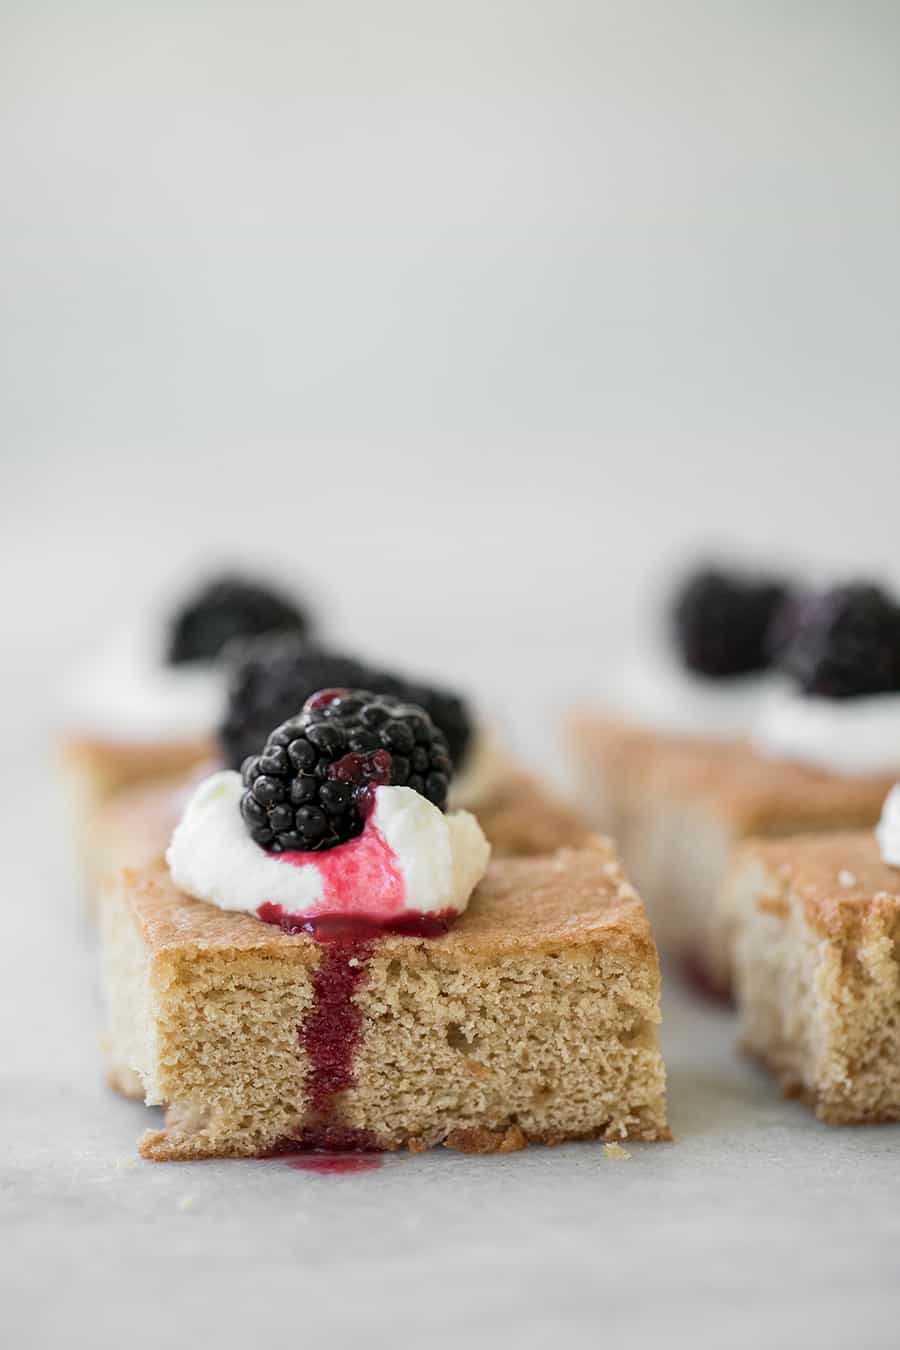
[3,710,900,1350]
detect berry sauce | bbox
[263,820,407,919]
[285,1154,382,1175]
[302,934,373,1116]
[328,748,393,818]
[255,831,456,1159]
[681,948,733,1006]
[304,687,349,712]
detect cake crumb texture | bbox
[100,840,668,1159]
[726,832,900,1124]
[568,711,893,987]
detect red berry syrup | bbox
[256,825,457,1164]
[285,1154,382,1175]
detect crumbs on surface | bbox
[604,1142,631,1161]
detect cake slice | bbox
[724,828,900,1123]
[569,712,892,992]
[101,838,669,1159]
[569,576,900,993]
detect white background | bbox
[2,4,900,1347]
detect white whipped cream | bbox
[615,648,767,739]
[876,784,900,866]
[63,623,224,744]
[753,684,900,776]
[166,770,490,920]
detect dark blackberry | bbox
[672,566,790,678]
[240,689,452,852]
[777,583,900,698]
[764,588,810,663]
[219,632,472,771]
[167,574,308,665]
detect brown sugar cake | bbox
[62,736,214,884]
[724,800,900,1123]
[99,687,667,1159]
[101,841,668,1159]
[569,714,892,992]
[569,576,900,991]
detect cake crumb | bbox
[604,1142,631,1161]
[113,1156,138,1172]
[176,1194,197,1212]
[838,870,857,888]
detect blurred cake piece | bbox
[569,574,900,991]
[724,794,900,1122]
[60,573,310,871]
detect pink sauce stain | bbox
[264,820,407,919]
[253,817,458,1168]
[284,1154,382,1175]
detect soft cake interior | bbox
[727,837,900,1123]
[101,845,669,1159]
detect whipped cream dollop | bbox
[63,624,224,743]
[615,648,768,739]
[167,770,490,923]
[876,784,900,866]
[753,684,900,776]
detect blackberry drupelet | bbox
[167,574,308,665]
[672,566,789,678]
[240,689,453,852]
[778,583,900,698]
[220,633,472,771]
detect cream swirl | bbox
[63,624,224,743]
[753,684,900,776]
[876,784,900,867]
[615,649,768,739]
[166,771,490,922]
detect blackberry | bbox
[240,689,452,852]
[220,632,472,771]
[672,566,789,678]
[778,583,900,698]
[167,574,308,665]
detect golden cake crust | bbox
[733,831,900,943]
[61,732,215,792]
[728,830,900,1125]
[569,712,892,835]
[123,836,655,965]
[473,771,593,857]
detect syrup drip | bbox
[254,820,456,1164]
[302,935,373,1116]
[328,748,393,819]
[257,906,455,1161]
